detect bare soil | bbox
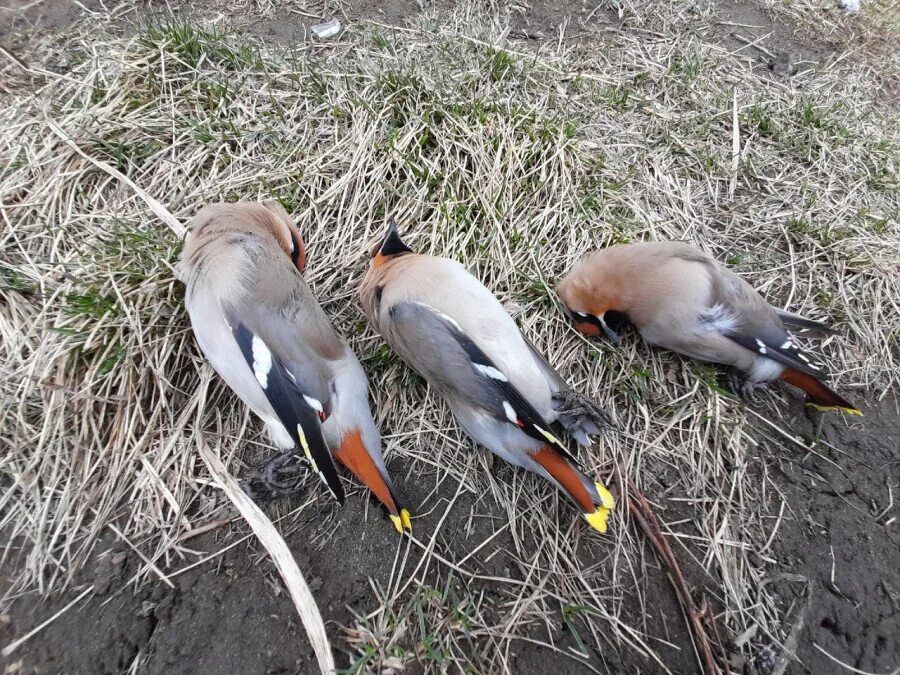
[2,394,897,673]
[765,395,899,675]
[1,1,898,674]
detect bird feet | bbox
[552,389,614,435]
[719,369,769,405]
[241,450,307,501]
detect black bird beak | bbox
[569,310,621,346]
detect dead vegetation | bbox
[1,2,898,672]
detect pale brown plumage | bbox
[179,202,411,532]
[558,241,860,415]
[360,223,615,533]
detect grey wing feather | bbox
[520,333,601,444]
[388,301,579,462]
[387,302,488,406]
[710,269,831,378]
[239,302,336,414]
[520,333,567,392]
[240,257,346,414]
[773,308,836,337]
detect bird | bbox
[178,202,411,533]
[557,241,861,416]
[359,222,615,533]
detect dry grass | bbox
[1,2,898,672]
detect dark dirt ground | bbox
[765,395,899,675]
[2,1,898,674]
[1,394,897,674]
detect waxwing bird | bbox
[557,241,861,416]
[178,202,411,533]
[359,223,615,533]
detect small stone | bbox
[311,18,341,39]
[770,52,797,78]
[755,646,776,674]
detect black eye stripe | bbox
[289,233,301,266]
[569,309,596,324]
[373,285,384,314]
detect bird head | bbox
[181,202,307,276]
[370,221,413,266]
[260,201,306,274]
[557,260,628,345]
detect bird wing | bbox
[228,315,345,503]
[772,308,836,337]
[709,268,831,379]
[724,323,830,379]
[226,268,349,503]
[387,301,580,464]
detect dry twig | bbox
[620,477,728,675]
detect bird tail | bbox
[778,368,862,416]
[773,309,836,337]
[332,428,411,533]
[530,446,615,533]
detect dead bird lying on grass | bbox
[558,241,862,416]
[178,202,411,534]
[360,223,616,533]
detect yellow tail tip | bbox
[806,403,863,416]
[594,482,616,510]
[584,507,611,534]
[390,509,413,534]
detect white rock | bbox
[311,18,341,39]
[837,0,860,12]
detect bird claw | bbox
[720,370,768,405]
[241,450,307,501]
[552,389,614,431]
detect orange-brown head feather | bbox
[183,202,307,274]
[260,201,306,273]
[557,255,628,340]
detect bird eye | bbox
[288,232,305,272]
[289,234,301,265]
